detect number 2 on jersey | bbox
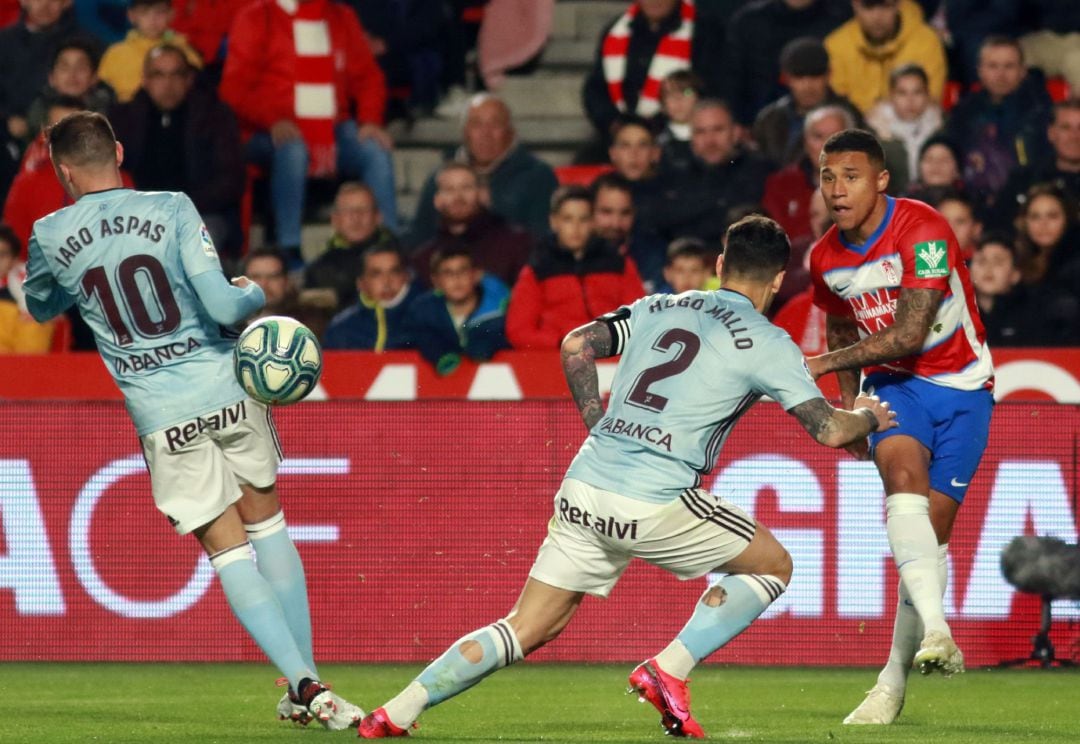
[81,255,181,346]
[626,328,701,412]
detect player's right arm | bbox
[561,305,633,430]
[790,395,896,449]
[22,232,74,322]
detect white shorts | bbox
[528,478,756,598]
[140,398,282,535]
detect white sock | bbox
[654,640,696,681]
[382,681,429,728]
[878,543,949,691]
[885,493,949,637]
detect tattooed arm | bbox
[809,287,945,378]
[790,395,896,448]
[561,321,615,430]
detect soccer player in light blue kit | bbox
[359,216,897,739]
[21,112,363,730]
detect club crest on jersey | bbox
[881,258,899,285]
[199,223,216,257]
[914,240,949,278]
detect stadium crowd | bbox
[1,0,1078,362]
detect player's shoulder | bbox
[808,225,843,267]
[892,197,949,229]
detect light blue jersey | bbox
[565,289,823,504]
[23,189,262,435]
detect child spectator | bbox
[506,185,643,349]
[969,234,1032,347]
[404,246,510,376]
[98,0,202,103]
[904,134,964,200]
[25,39,114,134]
[657,68,701,173]
[0,223,55,352]
[659,237,711,294]
[323,245,420,350]
[866,63,942,181]
[932,190,982,261]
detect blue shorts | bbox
[864,373,993,504]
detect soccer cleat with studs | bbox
[842,683,905,725]
[627,659,706,738]
[276,679,314,726]
[296,677,364,731]
[913,631,965,677]
[358,707,414,738]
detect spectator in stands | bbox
[969,234,1032,347]
[477,0,555,93]
[608,115,665,235]
[221,0,397,265]
[25,38,114,135]
[591,171,666,292]
[305,182,400,310]
[171,0,250,65]
[242,247,299,323]
[945,0,1022,87]
[323,245,420,350]
[582,0,725,149]
[724,0,851,126]
[866,63,942,181]
[656,68,701,173]
[98,0,202,104]
[0,223,55,352]
[763,104,853,252]
[404,246,510,375]
[109,44,243,258]
[658,236,711,293]
[0,0,89,146]
[946,36,1054,207]
[932,190,981,261]
[410,162,533,290]
[771,188,832,350]
[1019,0,1080,94]
[407,94,558,248]
[506,185,643,349]
[903,133,964,201]
[825,0,945,114]
[654,99,773,247]
[753,36,863,167]
[992,99,1080,231]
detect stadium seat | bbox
[941,80,964,113]
[554,164,613,186]
[1046,77,1071,103]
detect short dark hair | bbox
[780,37,829,77]
[43,93,88,115]
[889,63,929,90]
[662,68,704,95]
[980,35,1024,63]
[609,113,657,141]
[722,215,790,282]
[435,160,478,184]
[50,38,99,72]
[242,247,287,275]
[928,188,974,212]
[1053,97,1080,121]
[976,232,1017,258]
[821,128,886,170]
[430,245,475,275]
[47,111,117,168]
[130,0,172,9]
[359,244,405,276]
[665,237,709,266]
[0,224,21,257]
[550,184,593,214]
[589,171,633,202]
[692,98,735,120]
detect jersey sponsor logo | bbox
[848,289,897,330]
[199,224,216,258]
[558,497,639,540]
[111,336,202,374]
[598,416,673,451]
[163,400,248,452]
[914,240,950,278]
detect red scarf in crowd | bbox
[601,0,695,118]
[281,0,337,176]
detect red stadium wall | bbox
[1,400,1077,667]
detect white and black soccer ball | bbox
[234,316,323,405]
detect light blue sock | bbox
[246,512,316,674]
[415,620,523,706]
[674,574,786,665]
[212,543,315,690]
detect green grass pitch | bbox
[2,663,1077,743]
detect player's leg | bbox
[362,579,585,737]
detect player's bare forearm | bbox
[825,315,861,408]
[561,321,613,430]
[812,288,944,377]
[790,397,890,448]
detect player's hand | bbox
[231,276,253,289]
[806,355,828,380]
[853,393,897,433]
[270,120,302,146]
[358,123,393,150]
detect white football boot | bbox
[914,631,965,676]
[843,683,905,725]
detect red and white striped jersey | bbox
[809,196,994,391]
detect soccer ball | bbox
[234,316,323,405]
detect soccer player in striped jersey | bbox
[807,129,994,725]
[359,216,896,739]
[21,112,362,729]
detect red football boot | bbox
[628,659,706,738]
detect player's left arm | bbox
[22,232,74,322]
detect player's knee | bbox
[772,549,793,586]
